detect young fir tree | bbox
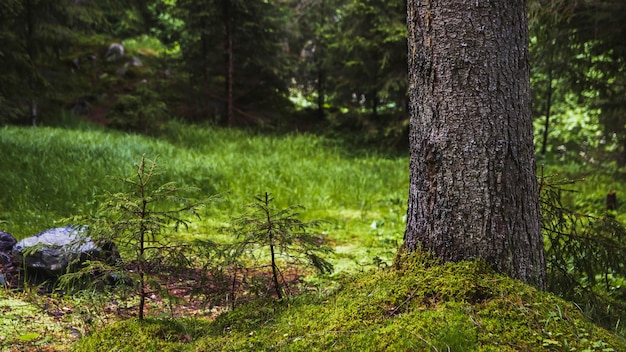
[59,155,205,320]
[232,193,333,299]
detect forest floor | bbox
[1,262,307,351]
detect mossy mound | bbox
[74,251,626,351]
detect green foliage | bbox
[99,0,157,38]
[0,125,217,236]
[0,0,623,155]
[0,297,60,349]
[58,155,206,320]
[107,84,170,133]
[230,193,333,299]
[0,0,28,122]
[326,0,407,116]
[173,0,293,124]
[2,2,626,348]
[3,121,626,349]
[149,0,185,49]
[540,172,626,335]
[528,0,626,163]
[0,0,109,124]
[286,0,408,141]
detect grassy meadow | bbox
[0,122,408,271]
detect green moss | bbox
[72,318,209,352]
[76,249,626,351]
[0,297,67,350]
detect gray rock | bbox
[12,226,119,279]
[1,231,17,287]
[104,43,125,61]
[0,231,16,251]
[71,57,80,70]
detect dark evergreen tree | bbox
[0,0,105,125]
[176,0,293,125]
[328,0,407,118]
[0,0,30,123]
[568,0,626,165]
[283,0,409,144]
[528,0,578,155]
[528,0,626,163]
[288,0,345,120]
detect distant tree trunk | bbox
[224,0,234,126]
[315,0,327,120]
[540,70,553,156]
[540,48,555,156]
[25,0,38,126]
[201,26,211,117]
[30,99,37,126]
[371,88,378,118]
[135,0,156,34]
[404,0,546,288]
[606,190,617,212]
[619,134,626,167]
[316,60,325,120]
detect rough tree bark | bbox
[404,0,546,288]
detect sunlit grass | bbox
[0,122,408,270]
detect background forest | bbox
[1,0,626,350]
[2,0,626,160]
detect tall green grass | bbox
[161,122,408,269]
[0,122,408,269]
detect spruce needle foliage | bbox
[59,155,207,320]
[540,173,626,333]
[231,193,333,299]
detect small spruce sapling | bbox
[232,193,333,299]
[58,155,205,320]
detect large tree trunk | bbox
[404,0,546,288]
